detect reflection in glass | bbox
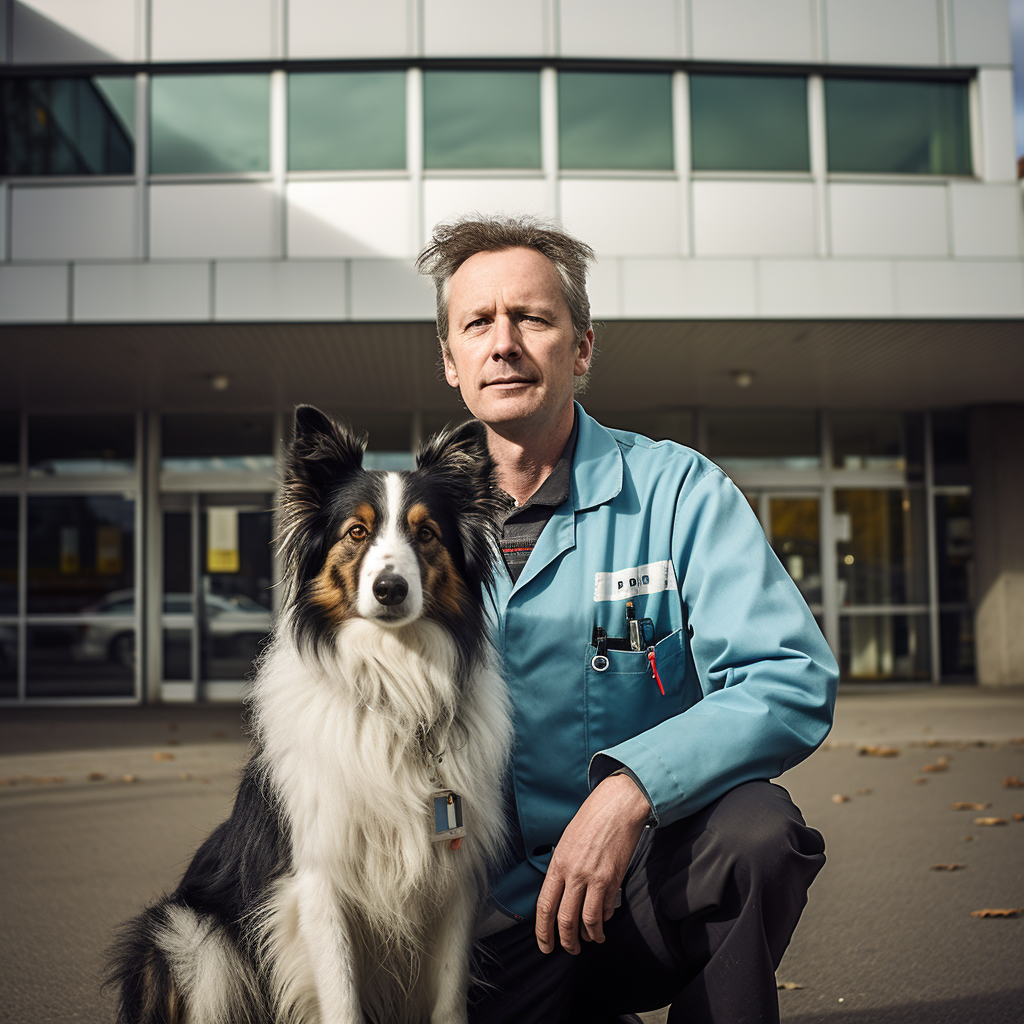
[706,411,819,471]
[27,495,135,614]
[834,489,928,607]
[934,493,972,605]
[28,414,135,476]
[825,78,971,175]
[0,497,16,615]
[559,72,673,170]
[424,71,541,169]
[162,415,274,473]
[0,76,134,176]
[769,497,822,605]
[0,622,15,697]
[289,72,406,171]
[939,610,975,678]
[932,411,970,486]
[831,412,924,475]
[690,74,809,172]
[1,414,20,476]
[150,75,270,174]
[26,623,134,698]
[839,614,930,681]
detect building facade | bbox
[1,0,1022,704]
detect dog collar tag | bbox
[431,790,466,843]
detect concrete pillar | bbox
[969,405,1024,686]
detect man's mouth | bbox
[485,377,534,387]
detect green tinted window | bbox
[0,76,134,175]
[424,71,540,170]
[690,74,809,172]
[150,75,270,174]
[289,72,406,171]
[559,72,673,171]
[825,78,971,175]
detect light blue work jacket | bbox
[485,404,839,921]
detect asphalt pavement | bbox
[1,685,1022,1024]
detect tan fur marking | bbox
[310,511,374,621]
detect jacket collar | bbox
[571,402,623,512]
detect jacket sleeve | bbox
[590,465,839,826]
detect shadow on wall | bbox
[11,2,126,64]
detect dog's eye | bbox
[416,526,436,544]
[347,524,368,540]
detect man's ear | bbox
[442,346,460,389]
[574,328,595,378]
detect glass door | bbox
[160,492,273,700]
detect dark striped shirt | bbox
[499,416,579,584]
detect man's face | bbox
[442,247,593,434]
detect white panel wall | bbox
[214,261,349,320]
[560,180,681,257]
[349,260,436,320]
[690,0,817,62]
[12,0,137,63]
[829,184,949,257]
[895,261,1024,317]
[73,263,210,321]
[558,0,681,59]
[586,256,624,319]
[620,258,757,317]
[287,181,414,259]
[423,0,548,56]
[150,0,275,60]
[949,184,1021,258]
[824,0,941,65]
[758,260,896,317]
[692,181,816,257]
[977,70,1019,183]
[10,186,136,261]
[0,265,69,322]
[288,0,411,58]
[150,184,278,260]
[423,179,553,239]
[950,0,1013,66]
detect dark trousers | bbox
[469,781,825,1024]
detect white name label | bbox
[594,560,678,602]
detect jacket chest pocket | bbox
[583,626,697,761]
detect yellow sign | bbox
[97,526,122,574]
[59,527,79,574]
[207,507,240,574]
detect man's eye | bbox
[348,524,368,540]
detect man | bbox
[416,216,838,1024]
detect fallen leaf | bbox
[1003,776,1024,788]
[152,751,175,762]
[201,778,212,784]
[859,745,899,757]
[922,756,950,772]
[952,802,990,811]
[178,772,192,781]
[962,835,975,842]
[1014,814,1024,822]
[971,908,1024,918]
[120,774,138,783]
[856,788,873,796]
[930,863,966,871]
[974,817,1008,826]
[777,981,805,991]
[87,772,106,782]
[0,778,14,786]
[913,778,929,785]
[32,775,65,784]
[831,794,850,804]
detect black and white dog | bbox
[107,406,511,1024]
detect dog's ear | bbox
[288,405,366,496]
[416,420,506,591]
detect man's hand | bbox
[535,773,651,955]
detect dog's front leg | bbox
[295,872,362,1024]
[428,883,477,1024]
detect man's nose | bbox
[490,316,522,359]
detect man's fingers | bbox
[556,882,586,954]
[580,885,612,945]
[535,874,564,954]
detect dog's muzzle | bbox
[372,570,409,607]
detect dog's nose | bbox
[372,571,408,607]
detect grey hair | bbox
[415,215,596,389]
